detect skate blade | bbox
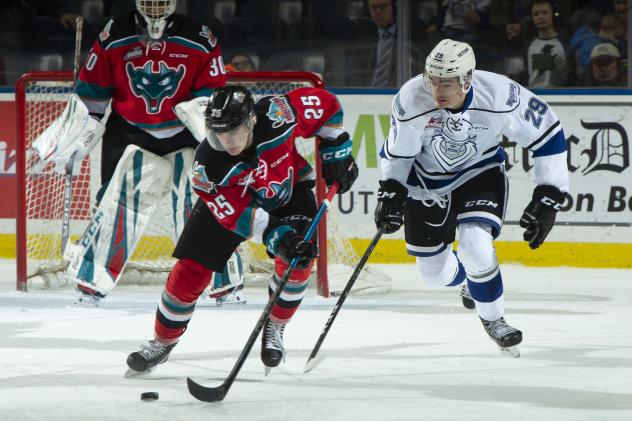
[216,299,247,307]
[498,345,520,358]
[264,366,272,377]
[124,366,156,379]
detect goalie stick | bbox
[187,182,340,402]
[61,16,84,254]
[304,228,384,373]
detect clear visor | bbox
[423,75,464,97]
[215,119,253,154]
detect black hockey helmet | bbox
[205,86,254,133]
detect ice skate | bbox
[460,284,475,309]
[261,319,286,376]
[125,339,177,377]
[213,285,247,306]
[480,317,522,358]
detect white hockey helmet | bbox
[136,0,177,39]
[425,39,476,90]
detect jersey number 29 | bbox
[524,97,548,129]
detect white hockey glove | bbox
[32,94,105,172]
[173,96,209,142]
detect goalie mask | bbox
[205,86,256,155]
[424,39,476,108]
[136,0,177,39]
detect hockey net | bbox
[16,71,391,297]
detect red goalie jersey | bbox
[191,87,344,240]
[75,12,227,137]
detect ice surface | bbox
[1,259,631,421]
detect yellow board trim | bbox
[1,234,631,268]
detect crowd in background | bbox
[0,0,629,88]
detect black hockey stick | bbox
[61,16,83,254]
[187,182,340,402]
[303,228,384,373]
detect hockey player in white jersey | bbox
[374,39,569,356]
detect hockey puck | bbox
[141,392,159,401]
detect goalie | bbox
[32,0,239,306]
[126,85,359,376]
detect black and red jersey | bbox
[75,12,227,138]
[191,87,344,240]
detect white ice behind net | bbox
[20,76,391,295]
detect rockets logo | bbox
[199,25,218,48]
[191,161,216,193]
[253,167,294,210]
[126,60,185,114]
[266,97,295,128]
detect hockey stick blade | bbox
[303,228,384,374]
[187,377,227,402]
[186,183,339,402]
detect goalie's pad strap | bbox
[32,94,105,169]
[65,145,172,295]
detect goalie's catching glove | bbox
[319,132,358,194]
[519,185,565,249]
[264,225,318,269]
[374,179,408,234]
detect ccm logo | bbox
[321,147,351,161]
[540,196,562,210]
[465,199,498,208]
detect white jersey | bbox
[380,70,569,202]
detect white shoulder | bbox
[392,75,436,121]
[469,70,522,113]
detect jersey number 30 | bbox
[524,97,548,129]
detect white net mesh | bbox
[17,72,391,295]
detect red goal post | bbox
[15,70,338,294]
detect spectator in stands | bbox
[0,0,83,52]
[368,0,398,86]
[579,42,626,86]
[227,53,257,72]
[571,12,626,77]
[426,0,493,45]
[526,0,568,87]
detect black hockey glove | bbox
[265,226,318,269]
[319,133,359,194]
[519,185,565,249]
[374,179,408,234]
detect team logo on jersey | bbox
[123,46,143,61]
[199,25,217,48]
[191,161,216,193]
[506,83,519,107]
[425,117,443,128]
[99,19,113,42]
[253,167,294,210]
[430,118,478,171]
[266,97,295,128]
[394,93,406,117]
[126,60,186,114]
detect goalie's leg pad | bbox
[457,222,504,321]
[65,145,172,296]
[208,251,244,298]
[163,148,196,242]
[269,257,314,324]
[155,258,213,343]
